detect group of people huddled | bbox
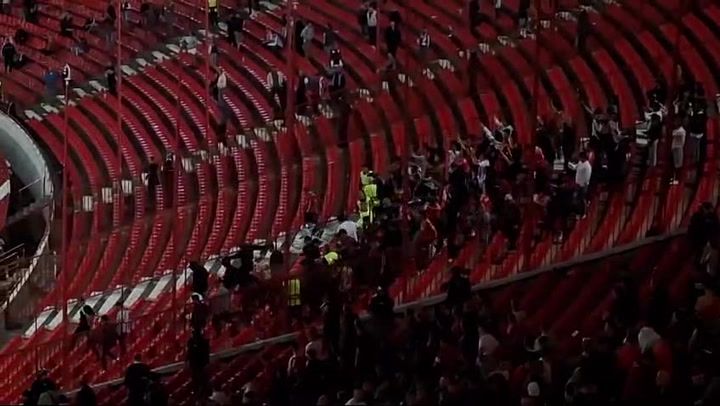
[170,201,720,406]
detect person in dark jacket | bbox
[384,20,401,71]
[145,156,160,206]
[227,11,244,49]
[187,329,211,396]
[443,267,472,310]
[190,261,209,296]
[689,202,720,254]
[105,65,117,95]
[146,373,169,406]
[2,38,15,73]
[576,9,590,54]
[124,355,151,406]
[500,194,521,251]
[75,381,97,406]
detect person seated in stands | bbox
[83,15,98,32]
[263,29,284,51]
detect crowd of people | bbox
[184,202,720,406]
[10,1,719,405]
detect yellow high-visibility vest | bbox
[358,200,372,226]
[363,183,378,206]
[208,0,217,8]
[324,251,340,265]
[361,171,374,186]
[287,278,301,306]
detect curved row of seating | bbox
[0,0,718,402]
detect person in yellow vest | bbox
[208,0,219,30]
[287,277,301,308]
[357,197,372,228]
[363,179,378,209]
[360,167,374,186]
[323,250,340,266]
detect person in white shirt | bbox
[568,151,592,218]
[216,68,227,101]
[300,22,314,57]
[338,214,359,241]
[366,5,377,45]
[671,121,686,184]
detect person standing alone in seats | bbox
[145,156,160,207]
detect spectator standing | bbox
[210,283,232,337]
[124,355,151,406]
[2,38,15,73]
[576,8,590,53]
[209,40,219,67]
[75,381,97,406]
[417,28,431,62]
[105,65,117,96]
[187,329,211,397]
[227,11,245,49]
[216,68,227,103]
[146,374,169,406]
[384,20,401,71]
[300,21,315,57]
[190,261,209,296]
[115,302,131,355]
[670,120,686,184]
[569,151,592,218]
[443,267,471,310]
[366,4,378,45]
[469,0,480,28]
[190,292,210,333]
[208,0,218,30]
[323,23,338,52]
[267,68,287,113]
[500,194,521,250]
[688,202,720,252]
[144,156,160,206]
[687,98,707,165]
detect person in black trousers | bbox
[2,39,15,73]
[187,329,210,397]
[124,355,151,406]
[145,156,160,206]
[105,65,117,95]
[384,20,401,71]
[576,9,590,54]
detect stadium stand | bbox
[0,0,717,404]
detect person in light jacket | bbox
[300,21,315,57]
[216,68,227,103]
